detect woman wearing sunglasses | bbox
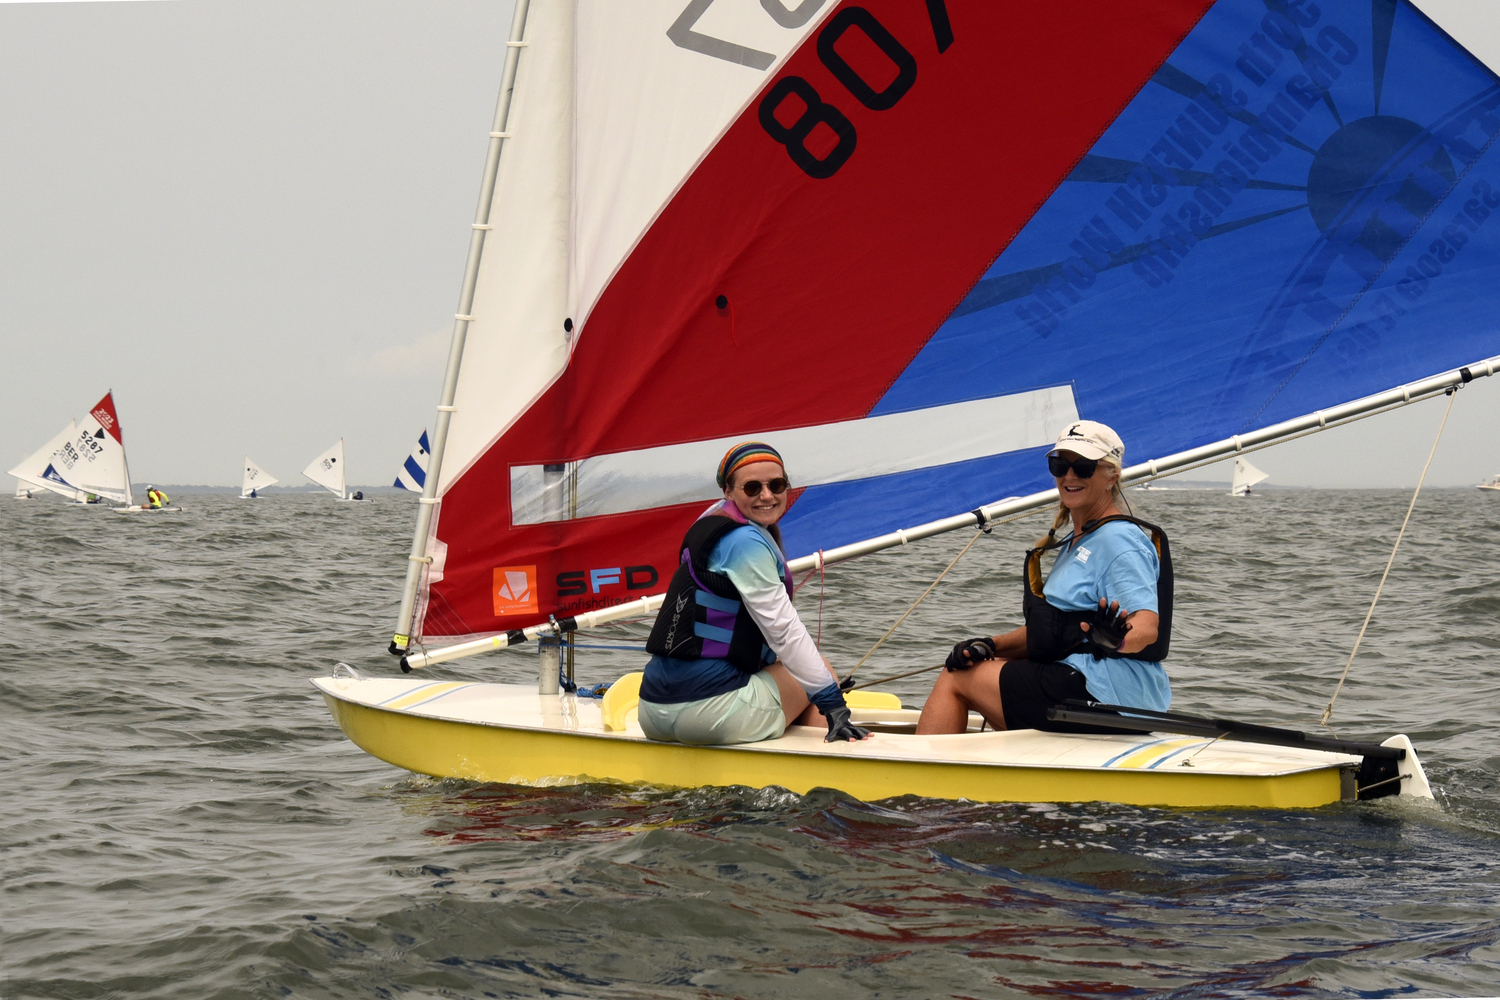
[916,420,1173,735]
[641,441,870,745]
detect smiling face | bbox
[725,460,788,527]
[1052,450,1119,516]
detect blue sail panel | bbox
[780,0,1500,558]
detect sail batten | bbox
[395,0,1500,645]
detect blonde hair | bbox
[1038,457,1125,545]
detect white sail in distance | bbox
[303,439,346,498]
[9,420,84,500]
[1231,458,1270,497]
[393,431,430,493]
[242,457,278,498]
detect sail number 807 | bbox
[760,2,953,178]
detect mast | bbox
[399,354,1500,670]
[390,0,534,655]
[115,390,134,507]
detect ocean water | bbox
[3,488,1499,999]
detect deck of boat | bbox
[311,675,1430,809]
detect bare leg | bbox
[915,661,1009,735]
[765,657,838,729]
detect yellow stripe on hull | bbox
[323,693,1345,810]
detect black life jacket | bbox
[645,512,793,673]
[1023,515,1173,663]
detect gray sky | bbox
[2,0,1499,489]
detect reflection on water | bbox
[2,490,1499,998]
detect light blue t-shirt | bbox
[709,523,785,595]
[1043,520,1171,712]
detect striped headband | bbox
[717,441,784,488]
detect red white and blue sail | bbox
[413,0,1500,639]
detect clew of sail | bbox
[303,440,346,498]
[396,0,1500,646]
[393,432,430,493]
[242,458,278,497]
[1231,458,1270,496]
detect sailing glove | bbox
[810,686,870,742]
[945,636,997,671]
[1087,600,1129,659]
[821,706,871,743]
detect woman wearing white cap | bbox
[915,420,1172,735]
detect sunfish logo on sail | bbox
[492,566,538,616]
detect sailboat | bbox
[240,457,278,499]
[302,439,368,501]
[7,394,137,507]
[315,0,1500,808]
[393,431,430,493]
[13,483,35,500]
[1230,458,1270,496]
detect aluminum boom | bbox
[390,0,533,655]
[399,354,1498,670]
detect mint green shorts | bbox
[637,670,786,745]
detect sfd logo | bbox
[556,565,658,597]
[492,565,538,615]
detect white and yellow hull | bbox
[315,675,1432,809]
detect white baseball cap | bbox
[1050,420,1125,465]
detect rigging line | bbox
[841,505,1049,687]
[840,527,987,685]
[1320,386,1459,727]
[847,661,943,692]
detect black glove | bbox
[1087,600,1129,659]
[822,705,870,743]
[945,636,997,671]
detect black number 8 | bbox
[758,76,858,180]
[817,7,917,111]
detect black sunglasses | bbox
[739,478,789,497]
[1048,454,1099,479]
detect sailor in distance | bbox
[916,421,1173,735]
[640,441,870,745]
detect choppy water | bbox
[3,489,1500,999]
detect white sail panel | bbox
[1231,458,1269,497]
[510,386,1077,523]
[440,1,574,493]
[67,411,130,502]
[8,419,84,500]
[303,439,346,497]
[242,457,278,497]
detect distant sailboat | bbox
[304,439,368,501]
[7,394,134,505]
[393,431,429,493]
[241,457,278,499]
[13,483,35,500]
[1230,458,1269,497]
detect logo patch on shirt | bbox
[1074,546,1092,564]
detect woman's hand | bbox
[1080,601,1159,656]
[945,636,998,671]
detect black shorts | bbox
[998,660,1121,734]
